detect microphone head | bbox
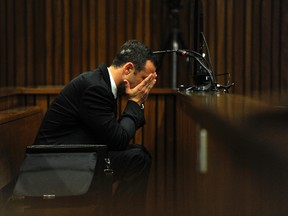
[176,49,187,56]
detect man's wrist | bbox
[128,100,144,109]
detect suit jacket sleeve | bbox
[80,84,145,150]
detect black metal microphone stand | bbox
[158,0,186,89]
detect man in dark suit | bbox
[34,40,157,216]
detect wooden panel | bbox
[175,92,288,216]
[6,0,15,87]
[175,99,197,216]
[244,0,252,96]
[45,0,53,85]
[0,106,42,188]
[70,0,81,79]
[0,0,152,87]
[226,0,234,90]
[54,0,65,85]
[0,0,7,87]
[97,0,107,64]
[280,1,288,94]
[34,0,46,85]
[63,0,71,83]
[215,0,225,85]
[1,0,288,98]
[260,0,272,97]
[15,0,25,86]
[270,0,281,94]
[26,0,35,86]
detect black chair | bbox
[5,144,113,216]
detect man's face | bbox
[117,60,157,95]
[128,60,157,89]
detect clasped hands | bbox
[125,73,157,106]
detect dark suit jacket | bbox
[34,64,145,150]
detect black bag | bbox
[7,144,113,216]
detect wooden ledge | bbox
[0,86,177,96]
[0,106,42,124]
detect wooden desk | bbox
[175,91,288,216]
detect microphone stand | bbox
[176,50,217,91]
[153,49,234,92]
[157,0,186,89]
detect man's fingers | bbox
[126,73,157,104]
[142,73,157,89]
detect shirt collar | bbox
[107,67,117,99]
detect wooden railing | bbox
[0,105,42,209]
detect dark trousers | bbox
[109,144,151,216]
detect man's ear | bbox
[124,62,135,75]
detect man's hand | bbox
[125,73,157,105]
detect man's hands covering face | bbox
[124,73,157,106]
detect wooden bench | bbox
[0,106,43,207]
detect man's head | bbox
[112,40,157,73]
[111,40,157,89]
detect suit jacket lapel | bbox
[98,64,118,117]
[99,64,111,88]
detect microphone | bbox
[153,49,207,65]
[175,49,190,56]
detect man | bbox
[34,40,157,215]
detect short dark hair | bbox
[112,40,157,73]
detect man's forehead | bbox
[144,60,156,72]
